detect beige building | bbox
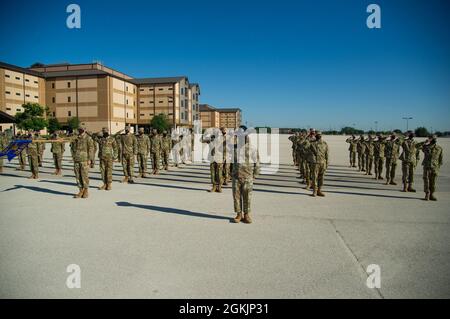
[199,104,242,129]
[0,61,201,133]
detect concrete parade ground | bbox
[0,135,449,298]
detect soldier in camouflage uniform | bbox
[384,133,401,185]
[295,131,307,180]
[72,128,94,198]
[288,132,299,166]
[150,128,162,175]
[399,132,420,192]
[232,126,260,224]
[345,135,357,168]
[171,132,181,167]
[15,133,27,171]
[93,127,118,191]
[0,130,7,173]
[303,130,316,189]
[420,135,443,201]
[50,131,65,175]
[115,133,123,163]
[136,128,150,178]
[26,132,40,179]
[310,131,329,197]
[364,135,375,175]
[89,132,97,169]
[373,134,386,180]
[356,135,366,172]
[37,136,46,167]
[121,126,137,183]
[203,131,224,193]
[161,130,172,170]
[221,127,232,185]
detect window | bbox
[26,94,30,97]
[158,88,163,91]
[16,108,21,112]
[126,112,129,118]
[140,101,144,104]
[5,74,10,78]
[149,88,154,91]
[133,101,135,106]
[5,91,10,94]
[67,82,71,88]
[25,79,30,82]
[126,86,128,92]
[15,76,20,80]
[68,111,72,117]
[168,87,173,91]
[34,95,38,98]
[34,81,38,84]
[140,88,144,92]
[140,114,145,116]
[126,99,129,105]
[52,97,55,103]
[16,92,21,96]
[68,96,71,102]
[159,100,163,104]
[6,107,11,111]
[133,88,135,93]
[52,83,55,89]
[181,88,184,94]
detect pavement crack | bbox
[329,219,385,299]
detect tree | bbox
[150,113,170,133]
[340,126,364,135]
[415,127,429,137]
[48,117,61,133]
[15,103,48,131]
[67,117,80,131]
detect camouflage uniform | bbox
[73,132,94,198]
[204,135,223,192]
[95,131,118,190]
[17,135,27,170]
[115,134,123,163]
[295,133,306,179]
[310,136,329,197]
[37,140,46,167]
[161,133,172,170]
[121,132,137,183]
[385,137,401,185]
[356,137,366,172]
[421,140,443,201]
[0,132,7,172]
[27,138,40,178]
[221,131,232,185]
[289,134,298,165]
[150,133,162,174]
[90,137,97,169]
[364,137,375,175]
[50,140,66,175]
[373,137,386,180]
[345,137,357,167]
[400,138,420,192]
[232,139,260,223]
[136,132,150,177]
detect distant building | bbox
[199,104,242,129]
[0,61,201,133]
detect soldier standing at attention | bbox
[50,131,65,175]
[95,127,118,191]
[310,131,329,197]
[232,126,260,224]
[399,132,420,192]
[421,135,443,201]
[171,132,181,167]
[136,127,150,178]
[203,132,223,193]
[295,130,306,180]
[0,129,7,173]
[121,126,137,184]
[288,132,297,166]
[72,127,94,198]
[161,130,172,170]
[17,133,27,171]
[89,131,97,169]
[149,128,162,175]
[385,133,401,185]
[26,132,40,179]
[37,135,46,167]
[373,134,386,180]
[365,135,375,176]
[221,127,232,186]
[356,135,366,172]
[115,132,123,164]
[345,135,357,168]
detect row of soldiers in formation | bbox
[0,126,260,224]
[345,132,443,201]
[289,129,329,197]
[289,130,444,201]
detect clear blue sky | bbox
[1,0,449,131]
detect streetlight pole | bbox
[402,117,413,132]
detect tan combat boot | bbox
[216,184,222,193]
[402,183,408,192]
[53,170,58,175]
[424,192,430,201]
[389,180,397,185]
[208,185,217,192]
[429,193,437,201]
[243,213,252,224]
[34,174,39,179]
[310,188,317,197]
[303,181,310,190]
[106,183,112,191]
[407,184,416,192]
[81,188,89,199]
[317,188,325,197]
[74,188,83,198]
[99,184,107,190]
[122,176,129,183]
[28,175,35,179]
[233,213,243,223]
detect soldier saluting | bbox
[421,135,443,201]
[72,127,94,198]
[90,128,119,191]
[399,131,420,192]
[309,131,329,197]
[345,135,357,168]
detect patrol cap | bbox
[102,127,109,132]
[138,127,145,132]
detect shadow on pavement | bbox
[2,184,74,196]
[115,201,231,221]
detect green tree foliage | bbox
[48,117,61,133]
[415,127,430,137]
[67,117,80,131]
[340,126,364,135]
[150,113,170,133]
[15,103,48,131]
